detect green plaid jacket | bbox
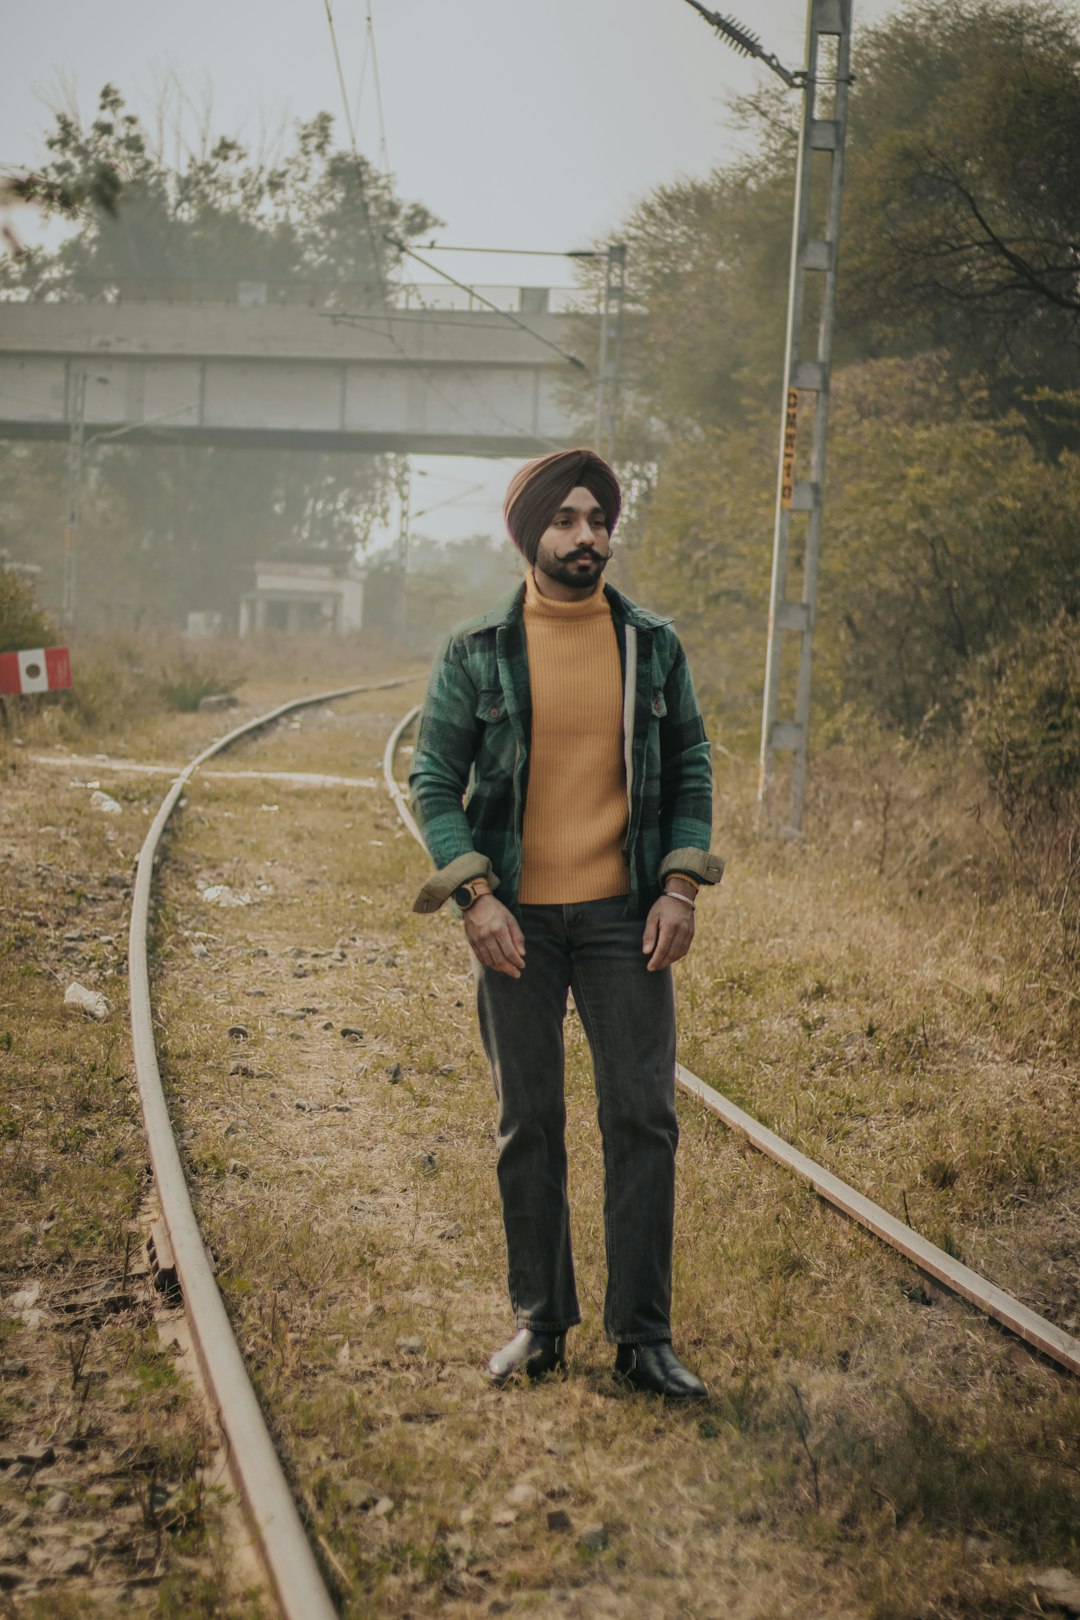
[409,581,724,919]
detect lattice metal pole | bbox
[62,367,87,632]
[390,456,411,632]
[595,243,626,462]
[758,0,853,834]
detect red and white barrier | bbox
[0,647,72,695]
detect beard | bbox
[535,548,609,592]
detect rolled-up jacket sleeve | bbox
[408,637,491,911]
[657,640,724,887]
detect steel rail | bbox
[385,707,1080,1379]
[382,704,423,844]
[129,674,423,1620]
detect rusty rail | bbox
[128,676,423,1620]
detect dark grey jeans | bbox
[475,896,678,1345]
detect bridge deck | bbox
[0,299,589,455]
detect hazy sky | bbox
[6,0,898,552]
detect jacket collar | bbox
[463,579,672,635]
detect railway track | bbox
[129,684,1080,1618]
[129,678,420,1620]
[382,708,1080,1380]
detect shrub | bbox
[158,649,247,712]
[0,561,54,653]
[969,612,1080,962]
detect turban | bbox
[503,448,621,566]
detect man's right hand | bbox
[463,895,527,979]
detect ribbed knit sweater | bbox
[518,569,629,904]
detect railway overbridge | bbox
[0,284,591,456]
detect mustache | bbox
[556,545,611,563]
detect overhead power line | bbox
[417,243,607,259]
[350,18,371,133]
[318,0,575,446]
[366,1,391,175]
[385,236,588,371]
[321,0,389,305]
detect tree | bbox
[0,87,440,628]
[840,0,1080,430]
[568,0,1080,467]
[585,0,1080,746]
[621,360,1080,739]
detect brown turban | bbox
[503,448,621,566]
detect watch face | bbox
[454,884,474,909]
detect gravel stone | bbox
[1032,1569,1080,1615]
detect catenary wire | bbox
[317,2,567,452]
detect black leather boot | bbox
[488,1328,567,1386]
[615,1341,707,1400]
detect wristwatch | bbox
[454,878,492,911]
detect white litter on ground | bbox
[89,790,122,814]
[200,884,252,908]
[64,982,110,1020]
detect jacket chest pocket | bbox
[474,690,515,784]
[476,689,507,725]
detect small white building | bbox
[239,552,365,637]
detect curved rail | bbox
[129,675,422,1620]
[385,707,1080,1379]
[382,704,423,844]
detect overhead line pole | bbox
[759,0,854,835]
[683,0,854,835]
[61,368,86,631]
[595,243,627,463]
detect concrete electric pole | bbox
[682,0,854,834]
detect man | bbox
[409,448,723,1399]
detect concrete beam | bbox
[0,300,588,455]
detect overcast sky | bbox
[5,0,898,552]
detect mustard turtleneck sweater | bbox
[518,569,630,904]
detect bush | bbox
[969,612,1080,962]
[158,650,246,713]
[0,562,54,653]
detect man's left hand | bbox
[642,895,695,972]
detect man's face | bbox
[533,485,612,595]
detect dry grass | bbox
[136,685,1080,1618]
[3,633,1077,1616]
[0,747,269,1615]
